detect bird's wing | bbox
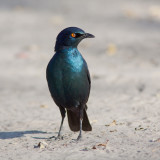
[86,68,91,91]
[82,58,91,85]
[83,59,91,104]
[87,68,91,104]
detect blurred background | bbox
[1,0,160,130]
[1,0,160,158]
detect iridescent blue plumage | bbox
[46,27,94,140]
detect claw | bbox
[55,135,63,140]
[77,135,82,141]
[48,135,63,140]
[49,136,56,139]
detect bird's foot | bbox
[48,136,56,139]
[55,135,63,140]
[77,135,82,141]
[48,135,63,140]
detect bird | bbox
[46,27,94,140]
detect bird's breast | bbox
[66,55,83,72]
[61,48,84,72]
[47,50,89,108]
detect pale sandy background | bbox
[1,0,160,159]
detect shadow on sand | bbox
[0,130,47,139]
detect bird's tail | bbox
[67,107,92,132]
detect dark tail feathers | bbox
[67,108,92,132]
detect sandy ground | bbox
[1,0,160,159]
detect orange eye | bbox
[71,33,76,38]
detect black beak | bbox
[83,33,95,38]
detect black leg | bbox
[56,114,65,139]
[77,107,83,140]
[49,107,66,140]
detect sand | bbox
[1,0,160,159]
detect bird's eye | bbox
[71,33,76,38]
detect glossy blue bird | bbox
[46,27,94,140]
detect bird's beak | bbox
[83,33,95,38]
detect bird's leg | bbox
[55,115,65,140]
[56,107,66,140]
[77,107,83,141]
[49,107,66,140]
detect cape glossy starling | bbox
[46,27,94,140]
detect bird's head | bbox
[55,27,95,51]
